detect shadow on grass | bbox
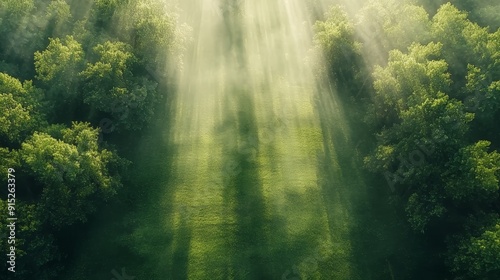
[219,90,272,279]
[172,212,192,280]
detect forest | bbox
[0,0,498,279]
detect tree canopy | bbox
[80,41,158,130]
[0,1,182,278]
[20,122,125,228]
[361,1,500,277]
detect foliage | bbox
[0,200,61,280]
[0,1,180,279]
[86,0,182,73]
[431,3,492,91]
[0,0,35,39]
[448,218,500,279]
[90,0,124,29]
[417,0,500,31]
[358,0,431,53]
[0,94,35,146]
[0,0,59,78]
[0,147,19,174]
[45,0,72,36]
[116,0,179,71]
[0,73,45,146]
[397,94,473,157]
[20,122,125,228]
[34,35,84,102]
[444,141,500,204]
[80,41,158,130]
[369,42,451,126]
[406,190,447,233]
[314,6,362,90]
[360,2,500,278]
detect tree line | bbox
[314,0,499,278]
[0,0,182,279]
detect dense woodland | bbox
[0,0,499,279]
[316,1,500,278]
[320,1,500,278]
[0,0,182,278]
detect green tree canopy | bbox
[45,0,72,36]
[0,0,47,78]
[20,122,125,228]
[80,41,157,130]
[314,6,363,91]
[449,218,500,279]
[0,0,35,45]
[34,35,84,103]
[0,94,35,146]
[365,93,474,200]
[370,42,451,126]
[444,140,500,204]
[0,73,44,146]
[431,3,491,90]
[405,190,448,233]
[116,0,179,72]
[0,200,60,280]
[396,94,473,158]
[357,0,431,54]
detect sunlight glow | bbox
[163,0,369,278]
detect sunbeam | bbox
[163,0,367,278]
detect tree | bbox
[80,41,158,130]
[89,0,124,30]
[418,0,500,31]
[0,73,44,147]
[357,0,431,54]
[34,35,84,104]
[361,1,500,277]
[0,0,35,52]
[476,2,500,31]
[45,0,72,36]
[0,94,35,147]
[369,42,451,126]
[0,0,47,79]
[406,190,448,233]
[464,65,499,119]
[396,93,473,159]
[0,200,60,280]
[0,73,43,110]
[0,147,19,174]
[365,51,474,230]
[448,218,500,279]
[431,3,491,93]
[314,6,363,91]
[20,122,125,228]
[443,141,500,205]
[115,0,180,72]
